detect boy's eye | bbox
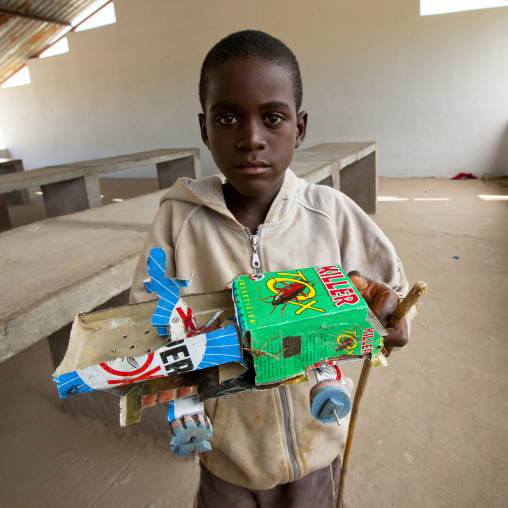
[264,114,284,126]
[218,115,238,125]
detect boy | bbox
[131,30,408,508]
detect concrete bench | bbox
[291,142,377,214]
[0,158,30,205]
[0,148,201,230]
[0,142,377,365]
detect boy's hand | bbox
[348,271,408,357]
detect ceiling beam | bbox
[0,7,70,26]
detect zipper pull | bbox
[247,226,262,271]
[250,233,261,270]
[252,252,261,270]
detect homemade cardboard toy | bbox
[53,248,388,455]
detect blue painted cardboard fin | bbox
[143,248,193,336]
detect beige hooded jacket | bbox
[130,169,409,490]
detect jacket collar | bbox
[160,168,305,227]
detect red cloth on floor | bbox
[452,173,477,180]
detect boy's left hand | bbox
[348,271,408,357]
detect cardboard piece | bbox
[143,248,193,337]
[53,287,249,425]
[232,266,386,385]
[54,321,240,398]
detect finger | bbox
[349,271,398,326]
[374,290,399,327]
[383,321,408,350]
[348,272,369,294]
[382,345,402,358]
[349,272,381,304]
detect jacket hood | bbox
[159,168,306,226]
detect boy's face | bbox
[199,57,307,199]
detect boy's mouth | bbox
[234,162,270,175]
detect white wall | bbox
[0,0,507,177]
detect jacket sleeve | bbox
[129,201,176,304]
[333,193,416,330]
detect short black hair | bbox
[199,30,303,112]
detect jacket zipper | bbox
[279,386,300,481]
[246,225,300,481]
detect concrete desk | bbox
[292,142,377,214]
[0,148,201,227]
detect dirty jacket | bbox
[130,169,409,490]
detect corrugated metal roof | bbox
[0,0,103,85]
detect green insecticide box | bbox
[232,265,386,385]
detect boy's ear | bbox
[198,113,210,150]
[294,111,308,149]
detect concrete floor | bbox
[1,176,507,508]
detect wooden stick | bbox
[337,359,372,507]
[336,281,427,508]
[389,281,427,326]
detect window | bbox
[74,1,116,31]
[39,38,70,58]
[1,67,30,88]
[421,0,508,16]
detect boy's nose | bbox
[236,121,266,150]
